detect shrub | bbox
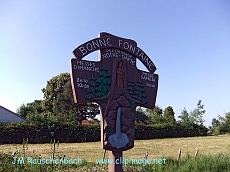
[0,122,207,144]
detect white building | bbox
[0,105,26,123]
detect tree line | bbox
[135,100,206,126]
[209,112,230,134]
[16,72,230,134]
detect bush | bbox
[0,122,207,144]
[135,123,207,140]
[219,124,230,134]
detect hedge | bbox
[0,122,207,144]
[135,123,208,139]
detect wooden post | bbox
[177,149,181,161]
[195,148,199,157]
[144,151,149,160]
[108,151,123,172]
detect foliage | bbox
[212,126,221,135]
[0,122,101,144]
[163,106,176,124]
[17,100,43,118]
[135,107,149,124]
[26,113,63,131]
[41,73,70,113]
[219,112,230,134]
[209,112,230,135]
[135,123,207,140]
[159,155,230,172]
[178,108,192,126]
[17,73,100,124]
[0,122,207,144]
[211,117,221,128]
[145,106,167,124]
[53,79,100,123]
[189,100,206,126]
[178,100,206,126]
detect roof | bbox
[0,105,26,123]
[82,119,99,125]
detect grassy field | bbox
[1,135,230,161]
[0,135,230,171]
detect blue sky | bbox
[0,0,229,126]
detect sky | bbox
[0,0,230,127]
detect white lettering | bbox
[139,52,145,59]
[118,39,123,47]
[101,49,135,65]
[76,79,89,88]
[135,47,140,55]
[129,44,136,54]
[99,39,107,46]
[74,61,99,72]
[144,56,151,67]
[79,46,87,56]
[141,72,155,82]
[92,40,100,48]
[76,60,84,65]
[86,43,93,51]
[123,42,129,49]
[77,38,155,72]
[107,38,112,46]
[146,83,155,87]
[149,63,155,70]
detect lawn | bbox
[0,135,229,162]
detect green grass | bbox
[1,135,230,161]
[0,153,229,172]
[0,135,230,171]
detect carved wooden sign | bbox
[70,32,158,151]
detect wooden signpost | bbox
[70,32,158,171]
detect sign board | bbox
[70,32,158,151]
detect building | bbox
[0,105,26,123]
[82,119,99,125]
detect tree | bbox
[163,106,176,124]
[17,103,30,118]
[135,107,149,124]
[178,108,192,125]
[17,100,43,118]
[178,100,205,126]
[219,112,230,133]
[41,73,70,113]
[211,118,221,128]
[53,79,79,122]
[189,100,206,126]
[17,72,100,124]
[146,106,163,116]
[146,106,165,124]
[47,74,100,123]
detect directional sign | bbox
[70,32,158,151]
